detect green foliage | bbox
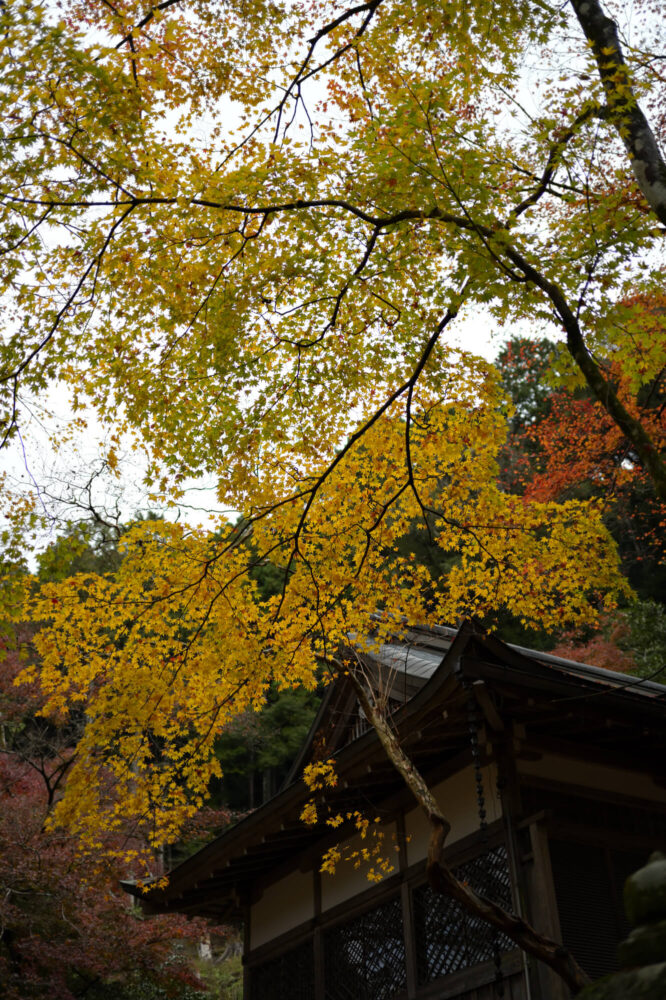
[86,976,207,1000]
[618,601,666,680]
[214,685,320,810]
[36,521,123,582]
[35,512,169,584]
[497,337,562,431]
[195,954,243,1000]
[604,487,666,607]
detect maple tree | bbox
[497,333,666,597]
[497,332,665,667]
[524,386,666,599]
[0,0,665,992]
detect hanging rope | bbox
[464,679,505,998]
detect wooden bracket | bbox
[472,679,504,732]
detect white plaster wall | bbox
[405,764,502,867]
[250,765,503,947]
[517,754,666,803]
[321,820,398,912]
[250,868,314,950]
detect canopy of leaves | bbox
[0,0,664,854]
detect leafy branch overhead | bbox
[0,0,663,859]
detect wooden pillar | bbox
[476,695,534,1000]
[523,819,570,1000]
[313,868,324,1000]
[242,901,251,1000]
[397,810,417,998]
[497,726,568,999]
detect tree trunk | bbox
[569,0,666,228]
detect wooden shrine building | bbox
[126,620,666,999]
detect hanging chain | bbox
[463,679,505,998]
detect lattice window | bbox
[413,844,514,985]
[250,938,314,1000]
[324,893,406,1000]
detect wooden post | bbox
[495,736,533,1000]
[314,868,324,1000]
[398,811,417,998]
[524,819,570,1000]
[242,901,251,1000]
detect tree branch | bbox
[112,0,184,50]
[0,204,135,445]
[274,0,384,138]
[510,103,606,220]
[272,304,461,618]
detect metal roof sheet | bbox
[369,621,666,700]
[374,641,445,679]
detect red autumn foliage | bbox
[550,628,637,674]
[522,390,664,506]
[0,637,230,1000]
